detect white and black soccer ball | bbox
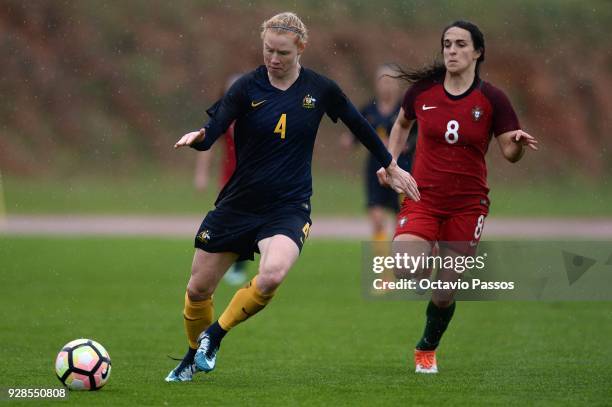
[55,339,111,390]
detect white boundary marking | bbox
[1,215,612,238]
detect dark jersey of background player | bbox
[193,65,393,214]
[359,100,417,211]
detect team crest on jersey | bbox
[302,94,316,109]
[399,217,408,227]
[471,106,483,122]
[197,229,211,244]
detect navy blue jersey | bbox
[359,100,416,174]
[192,66,392,214]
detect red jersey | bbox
[219,122,237,187]
[402,77,519,212]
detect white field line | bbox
[1,215,612,239]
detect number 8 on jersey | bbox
[445,120,459,144]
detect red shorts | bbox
[394,199,488,254]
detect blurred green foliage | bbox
[1,0,610,178]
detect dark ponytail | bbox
[392,61,446,84]
[393,20,485,84]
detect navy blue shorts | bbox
[365,153,412,213]
[194,205,312,261]
[366,169,400,212]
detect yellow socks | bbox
[183,292,213,349]
[373,231,388,242]
[218,277,275,331]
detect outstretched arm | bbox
[387,108,414,161]
[481,82,536,163]
[338,101,419,201]
[175,128,206,149]
[376,109,417,191]
[496,129,538,163]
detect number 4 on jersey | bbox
[275,113,287,139]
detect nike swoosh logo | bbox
[241,307,252,316]
[422,105,437,110]
[251,100,266,108]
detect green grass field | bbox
[1,237,611,405]
[3,173,612,217]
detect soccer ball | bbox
[55,339,111,391]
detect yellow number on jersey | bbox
[274,113,287,139]
[300,222,311,244]
[302,222,311,239]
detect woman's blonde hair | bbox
[260,12,308,46]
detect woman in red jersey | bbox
[378,20,538,374]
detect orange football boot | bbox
[414,349,438,374]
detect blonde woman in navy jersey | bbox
[166,12,420,382]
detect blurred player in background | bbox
[194,74,248,286]
[168,11,419,382]
[379,20,538,374]
[341,64,417,242]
